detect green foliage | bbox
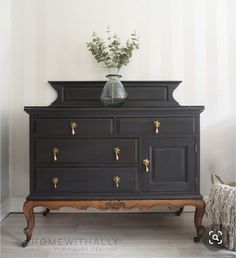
[87,27,139,74]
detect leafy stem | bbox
[87,28,139,74]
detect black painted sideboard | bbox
[22,81,205,247]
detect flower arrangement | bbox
[87,27,139,75]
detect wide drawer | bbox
[116,117,196,136]
[35,139,138,164]
[34,118,113,137]
[34,167,139,193]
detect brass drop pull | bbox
[113,176,120,188]
[143,158,150,172]
[52,147,59,161]
[114,147,120,161]
[153,120,160,134]
[51,176,59,189]
[70,121,77,135]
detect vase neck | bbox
[106,74,122,80]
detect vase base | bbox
[100,98,127,107]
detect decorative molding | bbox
[1,195,208,222]
[8,195,205,213]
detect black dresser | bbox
[22,81,205,247]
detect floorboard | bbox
[1,213,235,258]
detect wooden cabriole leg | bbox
[193,199,206,242]
[22,201,35,247]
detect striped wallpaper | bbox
[9,0,235,198]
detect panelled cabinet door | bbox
[142,137,196,193]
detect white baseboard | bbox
[0,198,10,221]
[8,196,206,213]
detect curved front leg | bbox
[22,201,35,247]
[193,199,206,242]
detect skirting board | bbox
[0,198,10,221]
[1,196,208,222]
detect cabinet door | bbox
[142,137,196,193]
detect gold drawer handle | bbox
[52,147,59,161]
[153,120,160,134]
[51,176,59,189]
[143,158,150,172]
[113,176,120,188]
[114,147,120,161]
[70,121,77,135]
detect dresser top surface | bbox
[24,106,204,115]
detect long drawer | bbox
[34,167,139,193]
[34,118,113,137]
[116,117,196,136]
[35,139,138,164]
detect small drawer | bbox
[35,139,138,164]
[34,118,113,137]
[116,117,196,136]
[34,167,139,193]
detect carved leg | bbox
[193,199,206,242]
[42,208,50,216]
[175,207,184,216]
[22,201,35,247]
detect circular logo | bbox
[202,224,226,251]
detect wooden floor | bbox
[1,212,235,258]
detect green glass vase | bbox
[100,74,128,107]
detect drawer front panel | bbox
[34,167,139,193]
[35,139,138,164]
[117,117,196,136]
[34,118,113,137]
